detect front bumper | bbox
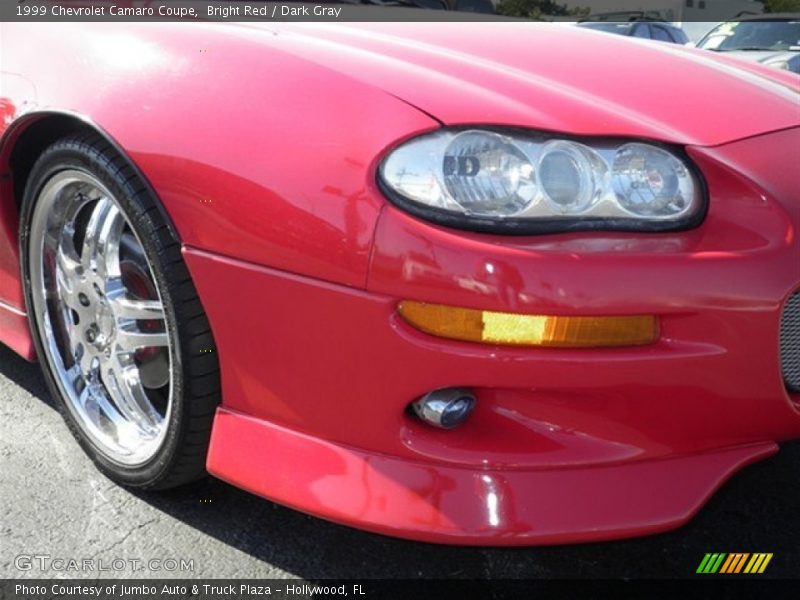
[186,127,800,545]
[209,409,775,545]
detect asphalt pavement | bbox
[1,343,798,580]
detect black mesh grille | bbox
[780,292,800,393]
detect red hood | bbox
[245,22,799,147]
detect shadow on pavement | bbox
[0,344,55,408]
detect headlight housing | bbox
[378,129,706,234]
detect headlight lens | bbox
[611,143,694,218]
[538,140,604,214]
[379,129,704,234]
[442,131,537,216]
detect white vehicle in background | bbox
[696,15,800,74]
[559,0,763,23]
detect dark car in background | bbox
[578,20,690,44]
[696,15,800,74]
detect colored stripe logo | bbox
[697,553,773,574]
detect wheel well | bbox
[7,114,93,209]
[4,112,183,252]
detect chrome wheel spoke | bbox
[55,239,82,300]
[62,316,83,357]
[77,343,95,375]
[103,353,162,435]
[81,198,123,282]
[79,382,145,450]
[116,328,169,352]
[107,290,165,321]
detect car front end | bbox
[192,121,800,544]
[182,24,800,544]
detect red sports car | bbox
[0,22,798,545]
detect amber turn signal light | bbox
[397,301,658,348]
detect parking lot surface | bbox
[1,343,797,579]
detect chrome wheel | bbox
[29,169,173,466]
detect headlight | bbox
[378,129,705,234]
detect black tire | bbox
[19,132,220,489]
